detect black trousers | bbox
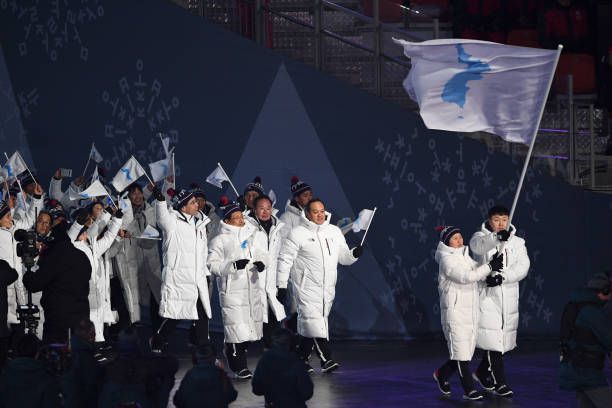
[436,359,475,392]
[476,350,507,385]
[107,276,131,340]
[42,320,69,344]
[298,336,332,365]
[262,306,279,348]
[154,298,209,346]
[224,342,250,373]
[0,336,9,367]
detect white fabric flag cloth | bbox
[70,180,108,200]
[394,38,558,144]
[206,164,230,189]
[90,143,104,163]
[3,152,28,180]
[161,137,170,157]
[91,166,100,184]
[138,225,160,240]
[112,156,146,192]
[149,158,170,183]
[352,209,375,233]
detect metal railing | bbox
[173,0,611,190]
[176,0,445,108]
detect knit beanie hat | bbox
[172,188,195,210]
[586,273,611,293]
[244,176,264,196]
[189,183,206,199]
[219,196,241,220]
[290,176,311,197]
[436,225,461,246]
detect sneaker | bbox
[321,360,340,373]
[463,390,484,401]
[472,372,495,391]
[236,368,253,379]
[494,384,513,398]
[432,370,451,396]
[305,363,314,374]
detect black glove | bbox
[152,186,165,201]
[234,259,249,270]
[486,274,504,287]
[253,261,265,272]
[114,209,124,219]
[352,245,363,258]
[277,288,287,304]
[497,229,511,242]
[488,252,504,272]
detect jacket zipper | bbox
[316,228,326,317]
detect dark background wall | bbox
[1,0,610,339]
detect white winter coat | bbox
[277,213,357,339]
[245,215,287,323]
[156,201,212,320]
[278,200,303,239]
[470,223,530,353]
[435,242,491,361]
[0,196,42,326]
[113,202,163,323]
[70,217,121,341]
[208,221,265,344]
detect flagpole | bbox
[360,207,377,246]
[172,152,176,186]
[82,143,94,177]
[217,162,240,198]
[106,193,119,210]
[508,44,563,224]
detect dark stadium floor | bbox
[160,330,608,408]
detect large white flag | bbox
[3,152,28,180]
[70,180,109,200]
[112,156,146,192]
[149,158,170,183]
[206,164,230,189]
[394,39,559,144]
[90,143,104,163]
[352,209,375,233]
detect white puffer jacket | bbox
[470,222,530,353]
[435,241,491,361]
[113,202,163,323]
[207,221,264,344]
[70,216,121,341]
[277,212,358,339]
[245,215,287,323]
[156,201,211,320]
[278,200,302,239]
[0,196,42,325]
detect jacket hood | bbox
[434,241,468,263]
[283,199,303,216]
[218,219,256,237]
[299,210,332,230]
[570,288,607,305]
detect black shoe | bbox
[472,372,495,391]
[148,336,166,354]
[321,360,340,373]
[494,384,513,398]
[305,363,314,374]
[236,368,253,379]
[463,390,484,401]
[433,370,451,396]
